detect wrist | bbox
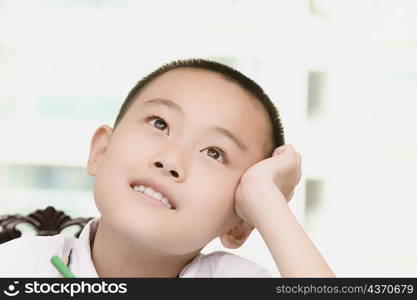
[254,198,293,236]
[243,183,289,228]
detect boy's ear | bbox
[87,125,113,177]
[219,219,254,249]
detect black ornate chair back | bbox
[0,206,94,244]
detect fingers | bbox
[273,145,301,165]
[296,167,302,184]
[271,144,303,202]
[273,144,291,156]
[272,145,285,156]
[296,152,302,169]
[287,191,294,202]
[273,144,303,179]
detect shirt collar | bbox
[70,217,100,277]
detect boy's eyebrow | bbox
[143,98,184,115]
[142,98,248,151]
[209,126,247,151]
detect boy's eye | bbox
[148,116,168,132]
[147,115,228,164]
[201,148,227,164]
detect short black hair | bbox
[114,58,285,156]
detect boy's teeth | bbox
[152,192,162,200]
[133,185,145,192]
[161,197,168,204]
[133,185,172,208]
[144,187,154,196]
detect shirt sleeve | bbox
[0,235,69,277]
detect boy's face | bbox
[88,68,271,255]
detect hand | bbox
[234,144,302,226]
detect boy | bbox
[0,59,334,277]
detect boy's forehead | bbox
[137,69,258,112]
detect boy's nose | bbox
[153,161,180,178]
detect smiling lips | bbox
[131,184,174,209]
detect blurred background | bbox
[1,0,416,277]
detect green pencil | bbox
[50,255,76,278]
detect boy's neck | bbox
[90,219,200,277]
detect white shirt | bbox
[0,218,271,277]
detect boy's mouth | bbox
[129,180,176,210]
